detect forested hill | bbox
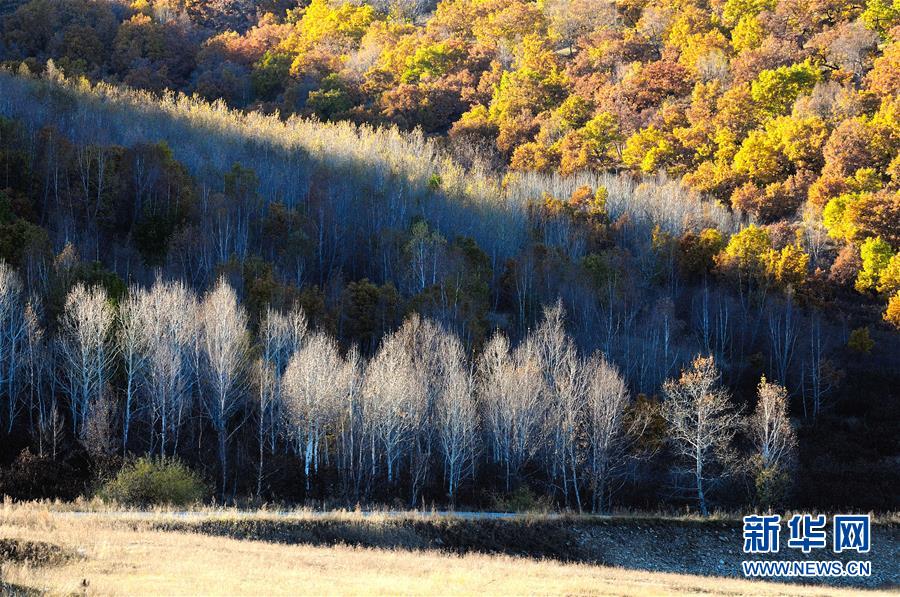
[0,0,897,328]
[0,0,896,511]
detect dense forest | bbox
[0,0,897,512]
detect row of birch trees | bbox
[0,260,796,511]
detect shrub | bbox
[754,465,791,510]
[98,457,206,507]
[847,326,875,354]
[0,449,87,501]
[489,486,554,513]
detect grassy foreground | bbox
[0,504,893,596]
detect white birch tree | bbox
[584,353,637,512]
[363,329,423,484]
[283,331,353,493]
[435,332,478,503]
[748,376,797,506]
[137,279,199,456]
[200,277,249,498]
[118,288,147,452]
[23,300,49,455]
[57,283,116,438]
[477,332,545,491]
[0,262,26,433]
[662,355,741,516]
[336,346,366,499]
[749,376,797,472]
[257,304,307,491]
[534,302,584,509]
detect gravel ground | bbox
[572,518,899,589]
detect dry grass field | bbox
[0,503,893,596]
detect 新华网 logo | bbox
[741,513,872,579]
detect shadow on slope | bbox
[150,516,898,590]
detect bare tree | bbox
[694,285,731,373]
[363,328,424,485]
[532,301,584,500]
[826,20,878,76]
[801,314,841,421]
[584,353,640,512]
[394,315,444,506]
[534,302,585,509]
[477,332,545,491]
[283,331,353,493]
[662,355,741,515]
[137,280,199,456]
[200,277,249,499]
[253,359,276,498]
[0,261,26,433]
[257,304,307,490]
[261,306,308,426]
[748,376,797,507]
[435,332,478,503]
[57,283,116,438]
[405,221,446,294]
[335,346,365,500]
[533,302,635,511]
[23,300,49,455]
[542,0,619,51]
[478,332,509,469]
[768,296,797,387]
[370,0,434,20]
[118,288,147,452]
[83,385,118,460]
[44,395,66,461]
[749,376,796,473]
